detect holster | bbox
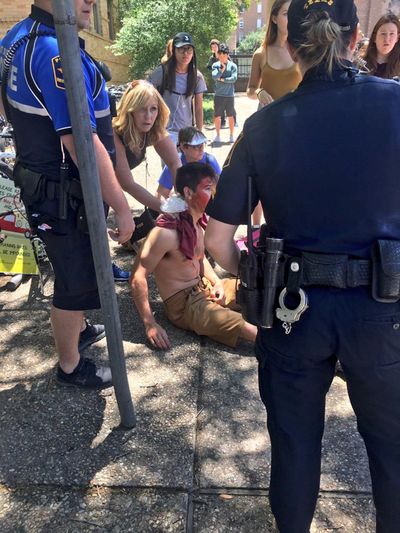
[372,240,400,303]
[13,163,46,205]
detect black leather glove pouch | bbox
[237,250,265,326]
[372,240,400,302]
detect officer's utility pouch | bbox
[237,250,265,326]
[13,164,46,204]
[372,240,400,303]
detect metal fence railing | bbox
[230,53,253,92]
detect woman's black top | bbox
[118,134,147,170]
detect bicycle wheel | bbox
[0,162,12,180]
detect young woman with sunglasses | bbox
[148,32,207,146]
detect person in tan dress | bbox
[247,0,302,227]
[247,0,302,106]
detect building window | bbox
[107,0,115,40]
[257,18,262,29]
[93,3,102,35]
[239,18,244,29]
[257,2,262,14]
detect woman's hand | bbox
[257,88,274,107]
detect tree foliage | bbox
[113,0,250,79]
[237,27,265,53]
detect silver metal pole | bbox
[51,0,136,428]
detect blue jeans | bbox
[256,287,400,533]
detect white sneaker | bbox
[229,134,235,143]
[213,135,221,143]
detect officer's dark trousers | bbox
[256,287,400,533]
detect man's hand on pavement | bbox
[146,323,171,350]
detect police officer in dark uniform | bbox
[0,1,134,389]
[205,0,400,531]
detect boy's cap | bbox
[218,43,229,54]
[210,39,220,46]
[180,131,207,146]
[173,32,195,48]
[288,0,359,47]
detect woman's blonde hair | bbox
[112,80,170,153]
[295,11,353,74]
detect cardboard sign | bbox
[0,176,39,275]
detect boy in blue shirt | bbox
[212,43,238,144]
[157,127,221,199]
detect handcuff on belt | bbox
[275,259,309,335]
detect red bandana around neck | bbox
[156,210,200,259]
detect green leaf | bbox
[112,0,246,79]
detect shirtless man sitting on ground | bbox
[130,162,257,349]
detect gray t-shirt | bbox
[148,65,207,135]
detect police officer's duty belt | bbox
[45,179,83,201]
[280,253,371,289]
[237,176,400,334]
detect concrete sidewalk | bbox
[0,95,375,532]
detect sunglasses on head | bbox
[183,143,204,149]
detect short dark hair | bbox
[176,162,217,196]
[178,126,201,145]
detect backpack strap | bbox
[159,63,166,96]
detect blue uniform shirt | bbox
[0,5,115,180]
[159,152,222,191]
[207,63,400,259]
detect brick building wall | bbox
[230,0,399,51]
[0,1,129,84]
[238,1,267,42]
[356,0,388,36]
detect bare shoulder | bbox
[253,46,265,59]
[134,226,179,273]
[144,226,179,253]
[153,133,176,154]
[153,132,170,146]
[253,46,267,67]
